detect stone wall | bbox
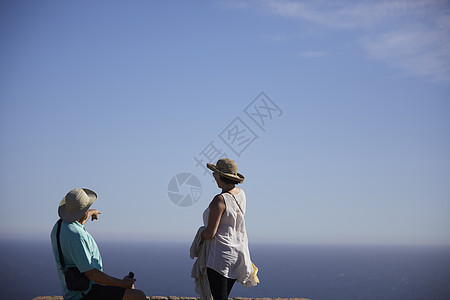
[33,296,311,300]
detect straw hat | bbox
[207,158,245,183]
[58,188,97,222]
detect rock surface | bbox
[33,296,311,300]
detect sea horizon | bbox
[1,239,449,300]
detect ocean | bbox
[1,239,449,300]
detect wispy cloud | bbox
[227,0,450,82]
[360,22,450,82]
[261,0,439,29]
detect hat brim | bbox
[58,188,97,223]
[207,163,245,183]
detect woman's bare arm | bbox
[202,195,226,240]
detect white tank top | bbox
[203,189,253,281]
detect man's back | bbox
[51,188,147,300]
[50,220,102,300]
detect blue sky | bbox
[1,0,449,245]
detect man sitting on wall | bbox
[50,188,147,300]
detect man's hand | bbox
[122,276,136,289]
[88,209,102,221]
[78,209,102,225]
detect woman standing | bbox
[202,158,257,300]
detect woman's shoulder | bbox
[232,187,244,196]
[222,188,245,201]
[213,193,224,200]
[211,193,225,205]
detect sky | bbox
[0,0,449,246]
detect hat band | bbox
[218,170,237,176]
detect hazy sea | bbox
[1,239,449,300]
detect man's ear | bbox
[77,211,88,223]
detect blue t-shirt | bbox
[50,220,103,300]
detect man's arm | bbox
[84,268,136,289]
[78,209,102,225]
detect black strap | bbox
[56,219,66,270]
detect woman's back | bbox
[203,189,251,280]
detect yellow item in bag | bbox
[251,262,260,284]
